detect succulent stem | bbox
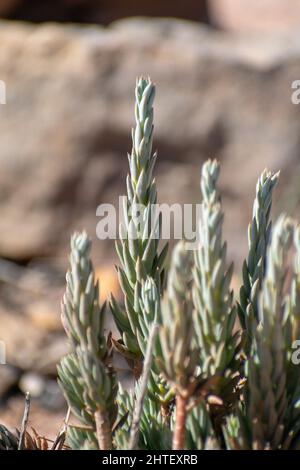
[173,395,188,450]
[94,410,112,450]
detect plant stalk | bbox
[129,323,159,450]
[172,394,188,450]
[94,410,112,450]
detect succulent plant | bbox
[58,232,117,450]
[110,77,168,373]
[238,169,279,347]
[157,241,198,449]
[192,159,241,418]
[0,426,18,450]
[225,216,300,449]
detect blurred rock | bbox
[0,306,68,373]
[0,19,299,268]
[95,264,121,304]
[32,336,69,375]
[19,372,44,397]
[209,0,300,33]
[0,364,19,399]
[27,301,63,333]
[0,258,66,372]
[19,372,65,410]
[39,379,65,411]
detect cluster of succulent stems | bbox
[41,77,300,450]
[1,76,300,451]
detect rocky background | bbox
[1,0,300,441]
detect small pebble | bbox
[19,372,45,398]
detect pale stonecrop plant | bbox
[57,232,117,450]
[238,170,279,349]
[192,159,241,429]
[110,77,167,372]
[224,216,300,450]
[2,77,300,450]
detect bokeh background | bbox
[1,0,300,440]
